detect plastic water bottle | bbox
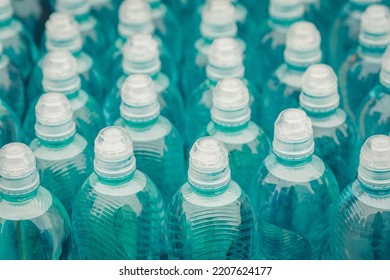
[329,0,382,71]
[202,78,271,194]
[330,134,390,259]
[302,0,328,41]
[339,5,390,121]
[103,34,184,133]
[300,64,361,190]
[148,0,182,66]
[249,108,340,260]
[253,0,305,89]
[166,136,256,260]
[114,74,186,205]
[55,0,109,64]
[0,143,72,259]
[72,126,165,260]
[0,42,25,119]
[29,93,94,215]
[185,37,261,149]
[28,12,106,104]
[0,0,38,81]
[89,0,118,43]
[260,21,322,139]
[23,51,105,145]
[358,46,390,139]
[181,0,239,97]
[0,99,22,147]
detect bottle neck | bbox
[94,155,136,181]
[37,134,75,148]
[122,116,159,129]
[0,171,40,202]
[206,64,245,82]
[358,177,390,194]
[286,62,311,72]
[304,108,338,119]
[96,171,135,186]
[0,17,12,27]
[358,45,387,60]
[212,121,250,132]
[275,153,313,166]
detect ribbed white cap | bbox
[359,5,390,48]
[118,0,154,37]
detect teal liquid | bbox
[309,109,361,190]
[0,17,38,82]
[0,187,72,260]
[72,171,165,260]
[204,122,271,194]
[186,79,261,150]
[0,56,25,119]
[152,3,182,66]
[331,180,390,259]
[114,117,186,205]
[166,181,255,260]
[249,154,340,259]
[27,52,106,104]
[358,85,390,139]
[328,2,370,71]
[259,64,304,139]
[23,90,105,145]
[0,100,22,147]
[29,134,94,215]
[339,51,382,121]
[89,0,117,43]
[104,74,185,133]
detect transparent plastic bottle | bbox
[0,42,25,119]
[28,12,106,104]
[72,126,165,260]
[54,0,109,64]
[249,108,340,259]
[260,21,322,139]
[23,51,105,145]
[114,74,186,205]
[104,0,175,71]
[181,0,241,98]
[329,0,382,71]
[201,78,271,194]
[166,136,255,260]
[330,135,390,259]
[29,93,94,215]
[339,5,390,122]
[103,34,184,133]
[0,99,22,147]
[252,0,305,90]
[300,64,361,190]
[0,0,38,81]
[358,46,390,139]
[0,143,72,259]
[185,37,261,149]
[89,0,117,43]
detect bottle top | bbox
[0,143,40,195]
[300,64,340,113]
[206,37,244,81]
[122,33,161,75]
[94,126,136,178]
[0,0,13,22]
[284,21,322,66]
[35,93,76,142]
[45,12,83,53]
[273,108,314,160]
[118,0,154,37]
[359,5,390,48]
[120,74,160,123]
[200,0,237,39]
[269,0,304,22]
[42,51,81,94]
[211,78,251,126]
[380,45,390,87]
[358,135,390,187]
[56,0,91,17]
[188,137,231,193]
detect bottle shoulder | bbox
[272,64,303,90]
[309,109,350,129]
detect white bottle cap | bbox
[0,0,13,22]
[359,5,390,48]
[118,0,154,38]
[269,0,304,22]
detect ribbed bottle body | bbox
[358,86,390,139]
[311,110,361,190]
[166,181,255,260]
[206,122,271,194]
[250,154,340,260]
[115,117,186,205]
[0,187,72,260]
[72,172,165,260]
[331,180,390,259]
[30,134,94,215]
